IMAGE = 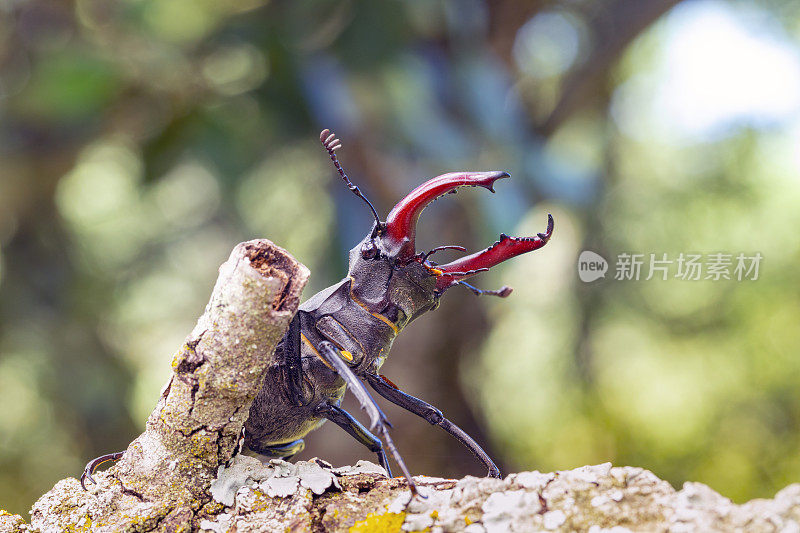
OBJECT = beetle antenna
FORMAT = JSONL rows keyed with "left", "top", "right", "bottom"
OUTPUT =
{"left": 320, "top": 129, "right": 382, "bottom": 228}
{"left": 458, "top": 281, "right": 513, "bottom": 298}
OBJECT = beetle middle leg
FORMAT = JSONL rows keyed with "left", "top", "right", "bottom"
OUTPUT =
{"left": 365, "top": 373, "right": 501, "bottom": 478}
{"left": 316, "top": 403, "right": 391, "bottom": 476}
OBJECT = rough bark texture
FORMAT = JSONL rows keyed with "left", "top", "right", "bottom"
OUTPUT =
{"left": 1, "top": 239, "right": 799, "bottom": 532}
{"left": 4, "top": 457, "right": 800, "bottom": 532}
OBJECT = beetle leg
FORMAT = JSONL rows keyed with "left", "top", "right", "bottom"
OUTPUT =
{"left": 279, "top": 312, "right": 306, "bottom": 406}
{"left": 316, "top": 341, "right": 420, "bottom": 496}
{"left": 247, "top": 439, "right": 306, "bottom": 461}
{"left": 365, "top": 373, "right": 501, "bottom": 478}
{"left": 317, "top": 341, "right": 387, "bottom": 429}
{"left": 80, "top": 451, "right": 125, "bottom": 490}
{"left": 317, "top": 403, "right": 391, "bottom": 476}
{"left": 225, "top": 426, "right": 248, "bottom": 467}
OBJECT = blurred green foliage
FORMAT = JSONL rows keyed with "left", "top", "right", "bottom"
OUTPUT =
{"left": 1, "top": 0, "right": 799, "bottom": 517}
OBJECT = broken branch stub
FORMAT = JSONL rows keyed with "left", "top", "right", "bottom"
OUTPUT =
{"left": 112, "top": 239, "right": 308, "bottom": 502}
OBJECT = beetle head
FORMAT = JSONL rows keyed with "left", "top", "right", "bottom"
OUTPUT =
{"left": 346, "top": 170, "right": 553, "bottom": 327}
{"left": 321, "top": 129, "right": 554, "bottom": 327}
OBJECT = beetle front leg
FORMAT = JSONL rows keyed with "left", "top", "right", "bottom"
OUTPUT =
{"left": 317, "top": 403, "right": 391, "bottom": 476}
{"left": 365, "top": 373, "right": 501, "bottom": 478}
{"left": 316, "top": 341, "right": 420, "bottom": 495}
{"left": 279, "top": 312, "right": 307, "bottom": 406}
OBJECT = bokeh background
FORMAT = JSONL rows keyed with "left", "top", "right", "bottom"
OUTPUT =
{"left": 2, "top": 0, "right": 800, "bottom": 516}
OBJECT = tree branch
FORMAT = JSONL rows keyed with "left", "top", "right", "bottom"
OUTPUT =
{"left": 24, "top": 239, "right": 309, "bottom": 532}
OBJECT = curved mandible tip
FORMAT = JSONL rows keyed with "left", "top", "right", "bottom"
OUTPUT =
{"left": 434, "top": 213, "right": 554, "bottom": 291}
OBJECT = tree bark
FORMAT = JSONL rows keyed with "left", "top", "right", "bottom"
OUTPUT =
{"left": 3, "top": 239, "right": 308, "bottom": 532}
{"left": 5, "top": 457, "right": 800, "bottom": 532}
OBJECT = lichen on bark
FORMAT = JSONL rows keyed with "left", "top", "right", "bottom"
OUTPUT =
{"left": 174, "top": 456, "right": 800, "bottom": 533}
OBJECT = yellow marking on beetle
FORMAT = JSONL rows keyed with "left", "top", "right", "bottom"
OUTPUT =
{"left": 428, "top": 267, "right": 443, "bottom": 275}
{"left": 340, "top": 350, "right": 353, "bottom": 362}
{"left": 370, "top": 311, "right": 399, "bottom": 335}
{"left": 301, "top": 333, "right": 333, "bottom": 370}
{"left": 347, "top": 277, "right": 400, "bottom": 335}
{"left": 328, "top": 316, "right": 366, "bottom": 356}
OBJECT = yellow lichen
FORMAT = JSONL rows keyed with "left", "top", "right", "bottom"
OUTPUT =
{"left": 349, "top": 512, "right": 406, "bottom": 533}
{"left": 248, "top": 490, "right": 276, "bottom": 512}
{"left": 61, "top": 513, "right": 92, "bottom": 533}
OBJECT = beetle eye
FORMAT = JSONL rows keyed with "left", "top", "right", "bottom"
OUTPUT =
{"left": 361, "top": 241, "right": 378, "bottom": 259}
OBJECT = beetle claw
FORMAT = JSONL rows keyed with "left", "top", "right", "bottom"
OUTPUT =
{"left": 80, "top": 471, "right": 95, "bottom": 491}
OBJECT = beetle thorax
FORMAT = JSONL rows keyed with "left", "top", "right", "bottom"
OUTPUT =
{"left": 347, "top": 237, "right": 440, "bottom": 330}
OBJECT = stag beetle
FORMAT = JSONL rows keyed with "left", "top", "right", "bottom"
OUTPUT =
{"left": 81, "top": 129, "right": 554, "bottom": 495}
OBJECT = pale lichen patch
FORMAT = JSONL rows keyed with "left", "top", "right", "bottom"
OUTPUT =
{"left": 210, "top": 455, "right": 264, "bottom": 506}
{"left": 210, "top": 456, "right": 378, "bottom": 506}
{"left": 543, "top": 509, "right": 567, "bottom": 529}
{"left": 481, "top": 489, "right": 542, "bottom": 532}
{"left": 332, "top": 460, "right": 389, "bottom": 477}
